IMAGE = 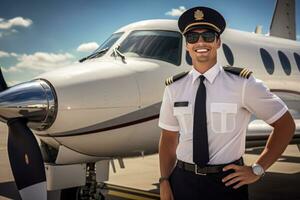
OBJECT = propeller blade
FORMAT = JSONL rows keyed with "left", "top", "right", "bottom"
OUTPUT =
{"left": 7, "top": 118, "right": 47, "bottom": 200}
{"left": 0, "top": 68, "right": 7, "bottom": 91}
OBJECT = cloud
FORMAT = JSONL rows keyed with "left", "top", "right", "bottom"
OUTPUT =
{"left": 0, "top": 51, "right": 9, "bottom": 58}
{"left": 7, "top": 52, "right": 75, "bottom": 72}
{"left": 0, "top": 29, "right": 19, "bottom": 37}
{"left": 10, "top": 52, "right": 18, "bottom": 57}
{"left": 165, "top": 6, "right": 186, "bottom": 17}
{"left": 77, "top": 42, "right": 99, "bottom": 52}
{"left": 0, "top": 51, "right": 18, "bottom": 58}
{"left": 0, "top": 17, "right": 33, "bottom": 30}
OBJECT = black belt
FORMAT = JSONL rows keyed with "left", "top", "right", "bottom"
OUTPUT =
{"left": 177, "top": 158, "right": 244, "bottom": 175}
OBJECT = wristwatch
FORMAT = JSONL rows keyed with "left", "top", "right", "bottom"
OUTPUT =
{"left": 251, "top": 163, "right": 265, "bottom": 177}
{"left": 159, "top": 176, "right": 169, "bottom": 184}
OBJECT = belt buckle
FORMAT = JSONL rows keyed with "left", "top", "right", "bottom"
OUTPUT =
{"left": 194, "top": 165, "right": 206, "bottom": 176}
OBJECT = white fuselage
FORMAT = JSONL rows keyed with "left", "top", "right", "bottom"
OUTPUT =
{"left": 35, "top": 20, "right": 300, "bottom": 164}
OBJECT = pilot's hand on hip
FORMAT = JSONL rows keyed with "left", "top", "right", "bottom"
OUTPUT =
{"left": 222, "top": 164, "right": 261, "bottom": 189}
{"left": 160, "top": 180, "right": 174, "bottom": 200}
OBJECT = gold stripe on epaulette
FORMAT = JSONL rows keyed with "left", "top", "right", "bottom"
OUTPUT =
{"left": 239, "top": 68, "right": 245, "bottom": 77}
{"left": 245, "top": 71, "right": 251, "bottom": 78}
{"left": 244, "top": 69, "right": 250, "bottom": 78}
{"left": 170, "top": 77, "right": 174, "bottom": 83}
{"left": 244, "top": 68, "right": 251, "bottom": 78}
{"left": 241, "top": 69, "right": 248, "bottom": 78}
{"left": 239, "top": 68, "right": 247, "bottom": 78}
{"left": 243, "top": 69, "right": 250, "bottom": 78}
{"left": 165, "top": 77, "right": 173, "bottom": 85}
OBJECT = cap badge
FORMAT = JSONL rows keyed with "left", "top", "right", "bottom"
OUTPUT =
{"left": 194, "top": 10, "right": 204, "bottom": 20}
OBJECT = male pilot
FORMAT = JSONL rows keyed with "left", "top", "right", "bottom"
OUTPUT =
{"left": 158, "top": 6, "right": 295, "bottom": 200}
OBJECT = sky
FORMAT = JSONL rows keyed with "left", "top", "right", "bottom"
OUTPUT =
{"left": 0, "top": 0, "right": 299, "bottom": 86}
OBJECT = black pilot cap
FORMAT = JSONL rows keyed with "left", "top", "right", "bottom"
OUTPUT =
{"left": 178, "top": 6, "right": 226, "bottom": 35}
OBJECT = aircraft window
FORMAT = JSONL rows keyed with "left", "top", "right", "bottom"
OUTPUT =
{"left": 95, "top": 32, "right": 123, "bottom": 53}
{"left": 260, "top": 48, "right": 274, "bottom": 74}
{"left": 294, "top": 53, "right": 300, "bottom": 71}
{"left": 278, "top": 51, "right": 291, "bottom": 75}
{"left": 222, "top": 43, "right": 234, "bottom": 66}
{"left": 79, "top": 32, "right": 123, "bottom": 62}
{"left": 119, "top": 30, "right": 182, "bottom": 66}
{"left": 186, "top": 51, "right": 192, "bottom": 65}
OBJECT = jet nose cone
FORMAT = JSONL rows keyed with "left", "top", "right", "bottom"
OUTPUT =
{"left": 0, "top": 79, "right": 57, "bottom": 130}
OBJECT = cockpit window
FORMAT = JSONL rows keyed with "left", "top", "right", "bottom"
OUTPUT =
{"left": 94, "top": 32, "right": 123, "bottom": 55}
{"left": 79, "top": 32, "right": 123, "bottom": 62}
{"left": 118, "top": 30, "right": 182, "bottom": 66}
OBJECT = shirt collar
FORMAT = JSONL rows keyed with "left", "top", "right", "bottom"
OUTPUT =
{"left": 191, "top": 63, "right": 221, "bottom": 84}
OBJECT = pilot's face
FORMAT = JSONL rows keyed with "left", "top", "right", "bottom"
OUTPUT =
{"left": 185, "top": 29, "right": 221, "bottom": 68}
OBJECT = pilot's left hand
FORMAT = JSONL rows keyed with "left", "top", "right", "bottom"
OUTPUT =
{"left": 222, "top": 164, "right": 261, "bottom": 189}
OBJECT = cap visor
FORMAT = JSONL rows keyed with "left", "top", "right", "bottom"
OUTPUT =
{"left": 183, "top": 25, "right": 219, "bottom": 35}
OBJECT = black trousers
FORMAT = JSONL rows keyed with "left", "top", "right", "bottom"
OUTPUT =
{"left": 169, "top": 165, "right": 249, "bottom": 200}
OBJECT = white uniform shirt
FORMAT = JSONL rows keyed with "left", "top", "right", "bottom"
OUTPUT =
{"left": 159, "top": 63, "right": 288, "bottom": 165}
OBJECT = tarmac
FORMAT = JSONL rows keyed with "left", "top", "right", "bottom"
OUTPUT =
{"left": 0, "top": 122, "right": 300, "bottom": 200}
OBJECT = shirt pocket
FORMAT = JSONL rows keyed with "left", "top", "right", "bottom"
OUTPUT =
{"left": 173, "top": 104, "right": 193, "bottom": 134}
{"left": 210, "top": 103, "right": 237, "bottom": 134}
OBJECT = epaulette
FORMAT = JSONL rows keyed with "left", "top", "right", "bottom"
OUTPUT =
{"left": 165, "top": 71, "right": 189, "bottom": 86}
{"left": 223, "top": 66, "right": 252, "bottom": 79}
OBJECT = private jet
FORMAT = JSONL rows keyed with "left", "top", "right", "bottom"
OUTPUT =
{"left": 0, "top": 0, "right": 299, "bottom": 199}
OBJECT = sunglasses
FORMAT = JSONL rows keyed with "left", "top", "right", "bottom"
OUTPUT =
{"left": 185, "top": 31, "right": 217, "bottom": 44}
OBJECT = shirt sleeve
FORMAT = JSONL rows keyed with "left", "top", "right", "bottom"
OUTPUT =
{"left": 242, "top": 76, "right": 288, "bottom": 124}
{"left": 158, "top": 87, "right": 180, "bottom": 132}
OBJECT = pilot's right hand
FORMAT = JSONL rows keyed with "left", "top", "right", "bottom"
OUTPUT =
{"left": 160, "top": 180, "right": 174, "bottom": 200}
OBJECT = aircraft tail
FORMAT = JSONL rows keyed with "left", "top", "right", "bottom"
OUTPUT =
{"left": 269, "top": 0, "right": 296, "bottom": 40}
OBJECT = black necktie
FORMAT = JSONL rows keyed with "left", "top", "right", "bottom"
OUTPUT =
{"left": 193, "top": 75, "right": 209, "bottom": 167}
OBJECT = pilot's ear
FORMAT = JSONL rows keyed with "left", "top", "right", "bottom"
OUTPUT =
{"left": 185, "top": 42, "right": 189, "bottom": 50}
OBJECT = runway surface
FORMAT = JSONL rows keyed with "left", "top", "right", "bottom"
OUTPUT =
{"left": 0, "top": 122, "right": 300, "bottom": 200}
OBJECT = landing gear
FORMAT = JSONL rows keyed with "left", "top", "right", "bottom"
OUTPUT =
{"left": 60, "top": 163, "right": 105, "bottom": 200}
{"left": 78, "top": 163, "right": 105, "bottom": 200}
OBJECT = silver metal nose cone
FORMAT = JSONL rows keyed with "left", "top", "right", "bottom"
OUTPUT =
{"left": 0, "top": 79, "right": 57, "bottom": 130}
